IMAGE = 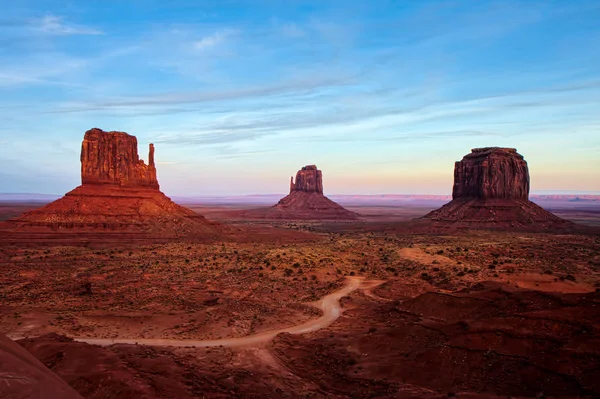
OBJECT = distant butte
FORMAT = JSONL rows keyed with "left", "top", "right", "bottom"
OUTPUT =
{"left": 9, "top": 128, "right": 221, "bottom": 238}
{"left": 264, "top": 165, "right": 358, "bottom": 220}
{"left": 421, "top": 147, "right": 571, "bottom": 229}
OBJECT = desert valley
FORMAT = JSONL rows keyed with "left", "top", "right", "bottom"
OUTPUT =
{"left": 1, "top": 129, "right": 599, "bottom": 399}
{"left": 2, "top": 2, "right": 600, "bottom": 398}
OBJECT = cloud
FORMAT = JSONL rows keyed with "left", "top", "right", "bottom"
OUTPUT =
{"left": 153, "top": 130, "right": 275, "bottom": 146}
{"left": 45, "top": 72, "right": 357, "bottom": 112}
{"left": 193, "top": 29, "right": 235, "bottom": 50}
{"left": 36, "top": 14, "right": 103, "bottom": 36}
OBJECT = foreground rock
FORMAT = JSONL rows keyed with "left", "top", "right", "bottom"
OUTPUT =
{"left": 422, "top": 147, "right": 570, "bottom": 229}
{"left": 0, "top": 334, "right": 83, "bottom": 399}
{"left": 5, "top": 128, "right": 222, "bottom": 242}
{"left": 241, "top": 165, "right": 358, "bottom": 220}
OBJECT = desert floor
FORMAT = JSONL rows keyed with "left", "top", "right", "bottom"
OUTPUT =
{"left": 1, "top": 201, "right": 599, "bottom": 398}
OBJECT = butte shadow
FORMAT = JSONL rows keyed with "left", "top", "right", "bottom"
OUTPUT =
{"left": 418, "top": 147, "right": 573, "bottom": 230}
{"left": 238, "top": 165, "right": 359, "bottom": 221}
{"left": 1, "top": 128, "right": 223, "bottom": 245}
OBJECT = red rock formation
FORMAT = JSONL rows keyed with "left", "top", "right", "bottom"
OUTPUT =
{"left": 422, "top": 148, "right": 570, "bottom": 229}
{"left": 245, "top": 165, "right": 358, "bottom": 220}
{"left": 81, "top": 128, "right": 158, "bottom": 189}
{"left": 452, "top": 147, "right": 529, "bottom": 200}
{"left": 290, "top": 165, "right": 323, "bottom": 194}
{"left": 9, "top": 128, "right": 222, "bottom": 239}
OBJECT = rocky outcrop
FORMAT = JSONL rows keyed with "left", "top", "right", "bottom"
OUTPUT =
{"left": 9, "top": 128, "right": 222, "bottom": 240}
{"left": 422, "top": 147, "right": 570, "bottom": 230}
{"left": 81, "top": 128, "right": 158, "bottom": 189}
{"left": 255, "top": 165, "right": 358, "bottom": 220}
{"left": 452, "top": 147, "right": 529, "bottom": 200}
{"left": 0, "top": 334, "right": 83, "bottom": 399}
{"left": 290, "top": 165, "right": 323, "bottom": 194}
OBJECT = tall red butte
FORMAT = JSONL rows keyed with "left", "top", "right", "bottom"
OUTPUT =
{"left": 10, "top": 128, "right": 220, "bottom": 238}
{"left": 263, "top": 165, "right": 358, "bottom": 220}
{"left": 422, "top": 147, "right": 570, "bottom": 229}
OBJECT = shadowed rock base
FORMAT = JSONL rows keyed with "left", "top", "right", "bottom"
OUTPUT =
{"left": 422, "top": 197, "right": 571, "bottom": 229}
{"left": 267, "top": 191, "right": 359, "bottom": 220}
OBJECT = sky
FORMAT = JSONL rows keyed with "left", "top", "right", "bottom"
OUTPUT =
{"left": 1, "top": 0, "right": 599, "bottom": 196}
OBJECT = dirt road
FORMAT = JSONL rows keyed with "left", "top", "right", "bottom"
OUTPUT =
{"left": 74, "top": 276, "right": 367, "bottom": 348}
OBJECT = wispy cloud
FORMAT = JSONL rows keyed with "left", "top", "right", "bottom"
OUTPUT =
{"left": 35, "top": 14, "right": 103, "bottom": 36}
{"left": 193, "top": 29, "right": 235, "bottom": 50}
{"left": 45, "top": 72, "right": 357, "bottom": 112}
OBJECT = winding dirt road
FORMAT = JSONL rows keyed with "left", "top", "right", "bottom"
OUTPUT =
{"left": 74, "top": 276, "right": 367, "bottom": 348}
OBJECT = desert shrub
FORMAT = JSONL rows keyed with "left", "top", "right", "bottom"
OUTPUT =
{"left": 284, "top": 268, "right": 293, "bottom": 276}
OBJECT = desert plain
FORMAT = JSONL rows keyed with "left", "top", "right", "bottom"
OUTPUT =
{"left": 1, "top": 196, "right": 600, "bottom": 398}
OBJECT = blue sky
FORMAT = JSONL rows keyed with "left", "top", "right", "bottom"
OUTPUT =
{"left": 1, "top": 0, "right": 599, "bottom": 196}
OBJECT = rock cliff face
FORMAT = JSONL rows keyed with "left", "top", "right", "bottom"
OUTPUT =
{"left": 290, "top": 165, "right": 323, "bottom": 194}
{"left": 10, "top": 128, "right": 221, "bottom": 239}
{"left": 422, "top": 147, "right": 569, "bottom": 230}
{"left": 81, "top": 128, "right": 158, "bottom": 189}
{"left": 452, "top": 147, "right": 529, "bottom": 200}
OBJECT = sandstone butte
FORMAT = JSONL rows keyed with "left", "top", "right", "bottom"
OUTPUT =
{"left": 421, "top": 147, "right": 570, "bottom": 229}
{"left": 9, "top": 128, "right": 221, "bottom": 237}
{"left": 263, "top": 165, "right": 359, "bottom": 220}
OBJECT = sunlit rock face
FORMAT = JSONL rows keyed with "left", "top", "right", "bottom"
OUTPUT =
{"left": 81, "top": 128, "right": 159, "bottom": 189}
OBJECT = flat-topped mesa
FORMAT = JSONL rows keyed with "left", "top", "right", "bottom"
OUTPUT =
{"left": 81, "top": 128, "right": 159, "bottom": 189}
{"left": 290, "top": 165, "right": 323, "bottom": 194}
{"left": 420, "top": 146, "right": 571, "bottom": 230}
{"left": 452, "top": 147, "right": 529, "bottom": 200}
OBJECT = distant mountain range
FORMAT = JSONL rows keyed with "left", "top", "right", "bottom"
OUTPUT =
{"left": 2, "top": 193, "right": 599, "bottom": 206}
